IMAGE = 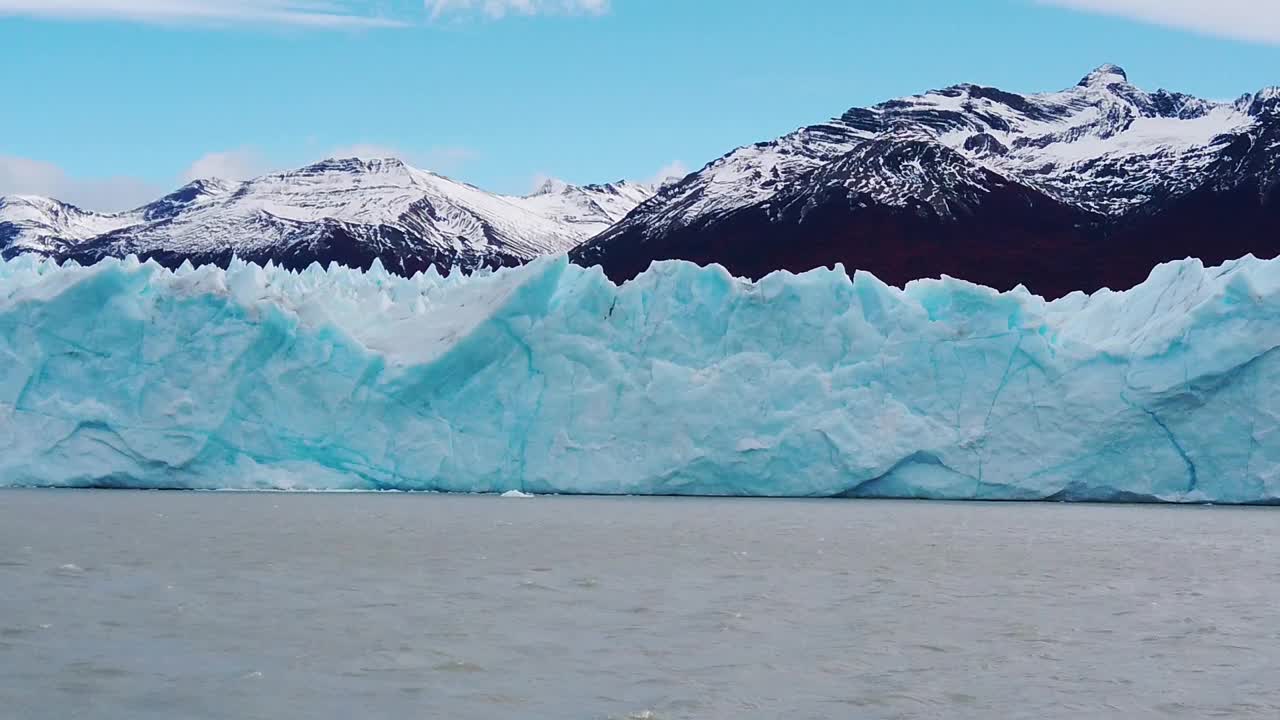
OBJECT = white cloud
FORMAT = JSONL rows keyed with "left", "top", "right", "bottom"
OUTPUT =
{"left": 182, "top": 148, "right": 273, "bottom": 182}
{"left": 0, "top": 155, "right": 162, "bottom": 212}
{"left": 648, "top": 160, "right": 688, "bottom": 187}
{"left": 422, "top": 146, "right": 478, "bottom": 170}
{"left": 426, "top": 0, "right": 608, "bottom": 20}
{"left": 1036, "top": 0, "right": 1280, "bottom": 45}
{"left": 0, "top": 0, "right": 407, "bottom": 28}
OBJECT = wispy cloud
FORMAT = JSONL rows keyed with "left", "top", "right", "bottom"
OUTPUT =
{"left": 0, "top": 0, "right": 408, "bottom": 28}
{"left": 182, "top": 148, "right": 273, "bottom": 182}
{"left": 648, "top": 160, "right": 688, "bottom": 187}
{"left": 0, "top": 155, "right": 163, "bottom": 212}
{"left": 425, "top": 0, "right": 608, "bottom": 20}
{"left": 1036, "top": 0, "right": 1280, "bottom": 45}
{"left": 423, "top": 146, "right": 478, "bottom": 171}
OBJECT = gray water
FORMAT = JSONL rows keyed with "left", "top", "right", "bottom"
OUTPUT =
{"left": 1, "top": 491, "right": 1278, "bottom": 720}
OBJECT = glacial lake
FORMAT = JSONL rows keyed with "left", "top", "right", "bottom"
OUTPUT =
{"left": 1, "top": 490, "right": 1278, "bottom": 719}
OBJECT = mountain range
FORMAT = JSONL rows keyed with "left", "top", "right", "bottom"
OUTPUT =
{"left": 577, "top": 64, "right": 1280, "bottom": 298}
{"left": 0, "top": 158, "right": 655, "bottom": 275}
{"left": 5, "top": 65, "right": 1279, "bottom": 298}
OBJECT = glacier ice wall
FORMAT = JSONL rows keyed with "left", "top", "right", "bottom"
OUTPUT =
{"left": 1, "top": 252, "right": 1278, "bottom": 502}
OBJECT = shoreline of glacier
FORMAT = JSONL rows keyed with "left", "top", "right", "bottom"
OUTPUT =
{"left": 3, "top": 487, "right": 1277, "bottom": 507}
{"left": 1, "top": 252, "right": 1277, "bottom": 503}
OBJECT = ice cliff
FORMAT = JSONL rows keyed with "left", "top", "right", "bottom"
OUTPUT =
{"left": 1, "top": 253, "right": 1277, "bottom": 502}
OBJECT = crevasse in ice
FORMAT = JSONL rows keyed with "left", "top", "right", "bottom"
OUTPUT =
{"left": 1, "top": 252, "right": 1277, "bottom": 502}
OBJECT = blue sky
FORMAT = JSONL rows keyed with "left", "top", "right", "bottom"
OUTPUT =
{"left": 3, "top": 0, "right": 1279, "bottom": 209}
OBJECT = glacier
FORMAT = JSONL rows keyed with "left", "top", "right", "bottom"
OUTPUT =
{"left": 0, "top": 252, "right": 1277, "bottom": 503}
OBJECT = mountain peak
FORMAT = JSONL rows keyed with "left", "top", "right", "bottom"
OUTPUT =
{"left": 532, "top": 177, "right": 572, "bottom": 196}
{"left": 139, "top": 178, "right": 237, "bottom": 221}
{"left": 298, "top": 157, "right": 409, "bottom": 177}
{"left": 0, "top": 194, "right": 58, "bottom": 208}
{"left": 169, "top": 177, "right": 235, "bottom": 198}
{"left": 1244, "top": 86, "right": 1280, "bottom": 116}
{"left": 1078, "top": 63, "right": 1129, "bottom": 88}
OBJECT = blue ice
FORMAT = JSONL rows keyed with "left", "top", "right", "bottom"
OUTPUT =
{"left": 0, "top": 252, "right": 1276, "bottom": 502}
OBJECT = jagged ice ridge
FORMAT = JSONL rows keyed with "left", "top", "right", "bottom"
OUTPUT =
{"left": 1, "top": 253, "right": 1277, "bottom": 502}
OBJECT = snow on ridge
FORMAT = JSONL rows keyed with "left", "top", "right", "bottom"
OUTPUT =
{"left": 0, "top": 195, "right": 142, "bottom": 250}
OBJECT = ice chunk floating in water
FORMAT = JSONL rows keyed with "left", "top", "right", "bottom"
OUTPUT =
{"left": 0, "top": 252, "right": 1278, "bottom": 502}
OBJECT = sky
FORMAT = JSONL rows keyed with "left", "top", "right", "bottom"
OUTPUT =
{"left": 3, "top": 0, "right": 1280, "bottom": 210}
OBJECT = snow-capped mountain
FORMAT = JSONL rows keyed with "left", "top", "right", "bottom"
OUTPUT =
{"left": 576, "top": 65, "right": 1280, "bottom": 298}
{"left": 521, "top": 177, "right": 657, "bottom": 235}
{"left": 1, "top": 158, "right": 655, "bottom": 274}
{"left": 0, "top": 195, "right": 139, "bottom": 252}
